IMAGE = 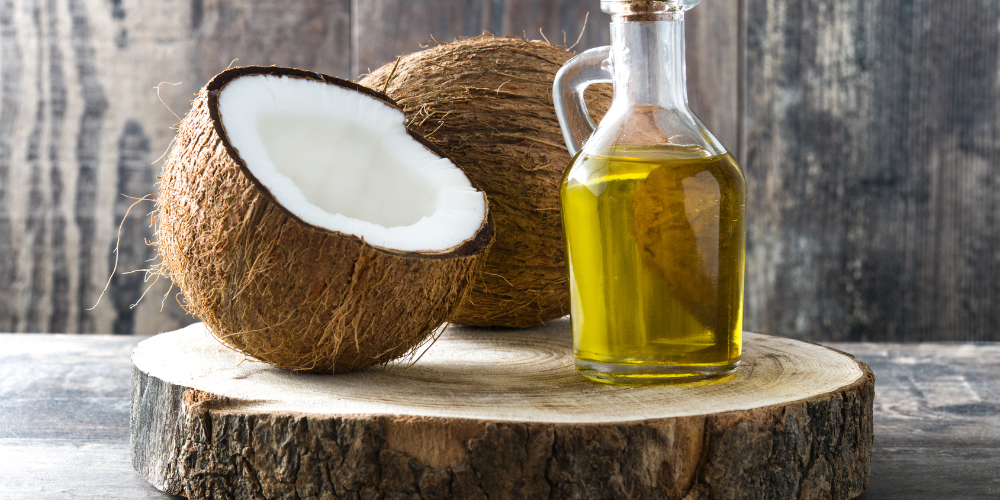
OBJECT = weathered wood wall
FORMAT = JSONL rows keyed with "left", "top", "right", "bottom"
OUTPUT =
{"left": 16, "top": 0, "right": 997, "bottom": 342}
{"left": 744, "top": 0, "right": 1000, "bottom": 341}
{"left": 0, "top": 0, "right": 739, "bottom": 335}
{"left": 0, "top": 0, "right": 355, "bottom": 335}
{"left": 352, "top": 0, "right": 741, "bottom": 150}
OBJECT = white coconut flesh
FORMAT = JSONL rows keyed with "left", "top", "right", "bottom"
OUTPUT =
{"left": 217, "top": 74, "right": 486, "bottom": 252}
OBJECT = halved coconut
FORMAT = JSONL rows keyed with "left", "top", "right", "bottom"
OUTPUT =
{"left": 155, "top": 66, "right": 493, "bottom": 374}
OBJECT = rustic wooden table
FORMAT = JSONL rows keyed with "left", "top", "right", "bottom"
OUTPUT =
{"left": 0, "top": 334, "right": 997, "bottom": 499}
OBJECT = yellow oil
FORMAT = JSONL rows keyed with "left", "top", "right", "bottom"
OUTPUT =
{"left": 560, "top": 145, "right": 746, "bottom": 383}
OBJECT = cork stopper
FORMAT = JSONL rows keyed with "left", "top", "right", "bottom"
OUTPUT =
{"left": 600, "top": 0, "right": 700, "bottom": 21}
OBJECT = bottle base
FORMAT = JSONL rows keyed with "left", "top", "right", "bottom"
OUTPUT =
{"left": 575, "top": 358, "right": 740, "bottom": 385}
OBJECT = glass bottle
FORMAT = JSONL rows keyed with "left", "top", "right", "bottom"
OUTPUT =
{"left": 553, "top": 0, "right": 746, "bottom": 384}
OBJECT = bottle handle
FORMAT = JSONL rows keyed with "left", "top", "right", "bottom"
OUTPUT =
{"left": 553, "top": 46, "right": 613, "bottom": 157}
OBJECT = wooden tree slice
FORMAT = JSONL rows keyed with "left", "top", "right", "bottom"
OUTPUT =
{"left": 131, "top": 320, "right": 873, "bottom": 500}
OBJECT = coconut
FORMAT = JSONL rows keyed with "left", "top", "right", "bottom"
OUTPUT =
{"left": 360, "top": 36, "right": 612, "bottom": 328}
{"left": 155, "top": 66, "right": 494, "bottom": 374}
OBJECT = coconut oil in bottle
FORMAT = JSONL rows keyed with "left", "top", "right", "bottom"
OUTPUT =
{"left": 553, "top": 0, "right": 746, "bottom": 383}
{"left": 561, "top": 145, "right": 745, "bottom": 382}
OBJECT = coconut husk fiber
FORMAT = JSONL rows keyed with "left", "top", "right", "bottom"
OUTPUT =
{"left": 360, "top": 36, "right": 612, "bottom": 328}
{"left": 154, "top": 66, "right": 494, "bottom": 374}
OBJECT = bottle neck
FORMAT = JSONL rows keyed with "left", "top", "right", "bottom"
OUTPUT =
{"left": 609, "top": 15, "right": 688, "bottom": 109}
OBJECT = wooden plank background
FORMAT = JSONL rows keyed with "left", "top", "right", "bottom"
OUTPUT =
{"left": 0, "top": 0, "right": 739, "bottom": 335}
{"left": 744, "top": 0, "right": 1000, "bottom": 341}
{"left": 4, "top": 0, "right": 998, "bottom": 342}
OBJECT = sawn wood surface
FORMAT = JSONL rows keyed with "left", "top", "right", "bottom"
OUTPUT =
{"left": 1, "top": 333, "right": 997, "bottom": 498}
{"left": 129, "top": 321, "right": 873, "bottom": 500}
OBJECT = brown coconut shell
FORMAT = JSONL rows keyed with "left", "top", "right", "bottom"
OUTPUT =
{"left": 360, "top": 36, "right": 612, "bottom": 328}
{"left": 155, "top": 66, "right": 494, "bottom": 374}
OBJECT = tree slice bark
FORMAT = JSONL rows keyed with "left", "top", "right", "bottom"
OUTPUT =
{"left": 130, "top": 320, "right": 873, "bottom": 500}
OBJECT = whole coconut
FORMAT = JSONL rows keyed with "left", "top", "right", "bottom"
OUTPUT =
{"left": 360, "top": 36, "right": 612, "bottom": 328}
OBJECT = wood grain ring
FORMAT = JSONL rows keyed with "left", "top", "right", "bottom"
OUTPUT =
{"left": 131, "top": 319, "right": 873, "bottom": 500}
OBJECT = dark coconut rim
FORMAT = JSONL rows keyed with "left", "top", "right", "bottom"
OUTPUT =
{"left": 204, "top": 66, "right": 494, "bottom": 261}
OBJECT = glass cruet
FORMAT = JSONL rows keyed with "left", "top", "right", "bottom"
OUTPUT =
{"left": 553, "top": 0, "right": 747, "bottom": 384}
